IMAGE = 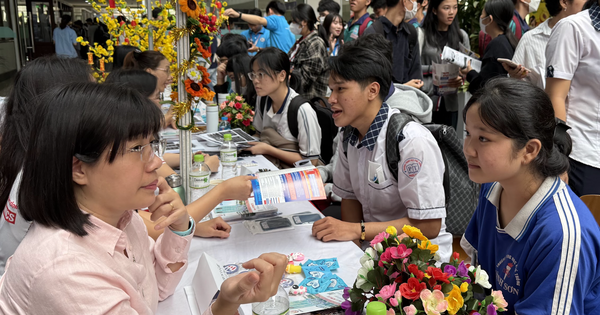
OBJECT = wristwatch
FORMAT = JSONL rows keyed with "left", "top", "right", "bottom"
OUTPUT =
{"left": 237, "top": 11, "right": 243, "bottom": 19}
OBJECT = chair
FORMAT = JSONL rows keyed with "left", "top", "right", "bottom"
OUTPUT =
{"left": 580, "top": 195, "right": 600, "bottom": 227}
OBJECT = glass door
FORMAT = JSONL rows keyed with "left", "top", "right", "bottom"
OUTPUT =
{"left": 26, "top": 0, "right": 54, "bottom": 59}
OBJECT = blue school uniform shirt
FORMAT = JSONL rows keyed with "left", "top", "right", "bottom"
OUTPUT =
{"left": 241, "top": 27, "right": 271, "bottom": 56}
{"left": 462, "top": 177, "right": 600, "bottom": 315}
{"left": 53, "top": 26, "right": 78, "bottom": 58}
{"left": 343, "top": 13, "right": 372, "bottom": 43}
{"left": 264, "top": 15, "right": 295, "bottom": 53}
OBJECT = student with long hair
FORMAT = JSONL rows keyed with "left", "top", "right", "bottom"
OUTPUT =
{"left": 53, "top": 14, "right": 78, "bottom": 58}
{"left": 318, "top": 13, "right": 344, "bottom": 56}
{"left": 461, "top": 77, "right": 600, "bottom": 314}
{"left": 123, "top": 49, "right": 174, "bottom": 91}
{"left": 225, "top": 53, "right": 257, "bottom": 107}
{"left": 288, "top": 4, "right": 329, "bottom": 99}
{"left": 247, "top": 47, "right": 322, "bottom": 168}
{"left": 0, "top": 82, "right": 287, "bottom": 314}
{"left": 419, "top": 0, "right": 469, "bottom": 128}
{"left": 0, "top": 56, "right": 92, "bottom": 275}
{"left": 460, "top": 0, "right": 517, "bottom": 94}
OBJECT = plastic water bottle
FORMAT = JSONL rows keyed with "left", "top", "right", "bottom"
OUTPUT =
{"left": 218, "top": 117, "right": 231, "bottom": 131}
{"left": 252, "top": 285, "right": 289, "bottom": 315}
{"left": 189, "top": 154, "right": 211, "bottom": 203}
{"left": 220, "top": 134, "right": 238, "bottom": 180}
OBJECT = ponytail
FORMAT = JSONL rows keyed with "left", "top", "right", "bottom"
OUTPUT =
{"left": 484, "top": 0, "right": 519, "bottom": 49}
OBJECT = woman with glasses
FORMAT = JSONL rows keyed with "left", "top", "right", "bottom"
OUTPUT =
{"left": 0, "top": 82, "right": 283, "bottom": 315}
{"left": 247, "top": 47, "right": 322, "bottom": 168}
{"left": 0, "top": 56, "right": 93, "bottom": 276}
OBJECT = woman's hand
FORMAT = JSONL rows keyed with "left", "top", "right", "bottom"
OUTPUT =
{"left": 217, "top": 62, "right": 227, "bottom": 85}
{"left": 503, "top": 63, "right": 529, "bottom": 79}
{"left": 221, "top": 175, "right": 256, "bottom": 200}
{"left": 244, "top": 142, "right": 273, "bottom": 155}
{"left": 195, "top": 217, "right": 231, "bottom": 238}
{"left": 459, "top": 60, "right": 473, "bottom": 76}
{"left": 447, "top": 76, "right": 463, "bottom": 88}
{"left": 164, "top": 109, "right": 177, "bottom": 129}
{"left": 404, "top": 79, "right": 424, "bottom": 89}
{"left": 212, "top": 253, "right": 288, "bottom": 315}
{"left": 147, "top": 177, "right": 190, "bottom": 231}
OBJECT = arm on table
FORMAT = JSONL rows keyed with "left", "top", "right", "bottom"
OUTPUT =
{"left": 245, "top": 142, "right": 318, "bottom": 166}
{"left": 545, "top": 77, "right": 571, "bottom": 121}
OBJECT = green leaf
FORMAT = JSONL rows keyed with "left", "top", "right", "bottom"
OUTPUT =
{"left": 465, "top": 298, "right": 479, "bottom": 310}
{"left": 418, "top": 249, "right": 432, "bottom": 262}
{"left": 442, "top": 283, "right": 454, "bottom": 294}
{"left": 472, "top": 283, "right": 485, "bottom": 296}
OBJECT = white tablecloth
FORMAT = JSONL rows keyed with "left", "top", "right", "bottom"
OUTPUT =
{"left": 156, "top": 201, "right": 365, "bottom": 315}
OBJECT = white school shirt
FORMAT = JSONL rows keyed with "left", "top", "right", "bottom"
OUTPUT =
{"left": 512, "top": 18, "right": 552, "bottom": 89}
{"left": 332, "top": 105, "right": 452, "bottom": 262}
{"left": 253, "top": 88, "right": 322, "bottom": 160}
{"left": 0, "top": 171, "right": 32, "bottom": 275}
{"left": 546, "top": 6, "right": 600, "bottom": 169}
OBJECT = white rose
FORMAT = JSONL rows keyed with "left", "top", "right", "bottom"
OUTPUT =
{"left": 355, "top": 266, "right": 373, "bottom": 291}
{"left": 365, "top": 247, "right": 379, "bottom": 260}
{"left": 474, "top": 265, "right": 492, "bottom": 289}
{"left": 374, "top": 243, "right": 383, "bottom": 253}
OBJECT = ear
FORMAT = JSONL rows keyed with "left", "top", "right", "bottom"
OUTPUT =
{"left": 279, "top": 70, "right": 287, "bottom": 83}
{"left": 145, "top": 68, "right": 154, "bottom": 75}
{"left": 72, "top": 156, "right": 88, "bottom": 186}
{"left": 366, "top": 0, "right": 372, "bottom": 6}
{"left": 367, "top": 81, "right": 381, "bottom": 102}
{"left": 560, "top": 0, "right": 568, "bottom": 10}
{"left": 521, "top": 139, "right": 542, "bottom": 166}
{"left": 422, "top": 0, "right": 429, "bottom": 8}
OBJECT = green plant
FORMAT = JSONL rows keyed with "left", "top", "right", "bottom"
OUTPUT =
{"left": 458, "top": 0, "right": 486, "bottom": 54}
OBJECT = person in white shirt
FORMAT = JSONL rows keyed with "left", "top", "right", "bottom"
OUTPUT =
{"left": 312, "top": 35, "right": 452, "bottom": 262}
{"left": 0, "top": 56, "right": 92, "bottom": 275}
{"left": 503, "top": 0, "right": 587, "bottom": 88}
{"left": 545, "top": 0, "right": 600, "bottom": 196}
{"left": 248, "top": 47, "right": 322, "bottom": 167}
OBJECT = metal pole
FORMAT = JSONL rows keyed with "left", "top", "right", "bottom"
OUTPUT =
{"left": 176, "top": 2, "right": 192, "bottom": 204}
{"left": 8, "top": 0, "right": 22, "bottom": 70}
{"left": 147, "top": 0, "right": 153, "bottom": 50}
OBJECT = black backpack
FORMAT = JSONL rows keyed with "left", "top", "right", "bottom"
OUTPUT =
{"left": 342, "top": 113, "right": 478, "bottom": 236}
{"left": 258, "top": 95, "right": 336, "bottom": 164}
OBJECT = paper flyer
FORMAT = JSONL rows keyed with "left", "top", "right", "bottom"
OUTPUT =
{"left": 432, "top": 62, "right": 460, "bottom": 96}
{"left": 441, "top": 46, "right": 482, "bottom": 72}
{"left": 251, "top": 166, "right": 327, "bottom": 205}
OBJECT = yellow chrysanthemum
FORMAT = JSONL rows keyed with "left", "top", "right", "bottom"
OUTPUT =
{"left": 460, "top": 282, "right": 469, "bottom": 293}
{"left": 76, "top": 36, "right": 83, "bottom": 43}
{"left": 418, "top": 240, "right": 439, "bottom": 254}
{"left": 402, "top": 225, "right": 428, "bottom": 241}
{"left": 385, "top": 226, "right": 397, "bottom": 236}
{"left": 445, "top": 284, "right": 464, "bottom": 315}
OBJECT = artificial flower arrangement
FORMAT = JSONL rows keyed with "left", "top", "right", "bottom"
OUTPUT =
{"left": 219, "top": 93, "right": 255, "bottom": 133}
{"left": 342, "top": 226, "right": 508, "bottom": 315}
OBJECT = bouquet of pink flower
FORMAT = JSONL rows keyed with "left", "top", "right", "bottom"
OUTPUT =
{"left": 342, "top": 226, "right": 508, "bottom": 315}
{"left": 219, "top": 93, "right": 255, "bottom": 133}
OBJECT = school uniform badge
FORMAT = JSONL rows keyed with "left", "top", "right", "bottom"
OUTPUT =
{"left": 546, "top": 65, "right": 554, "bottom": 78}
{"left": 402, "top": 158, "right": 422, "bottom": 179}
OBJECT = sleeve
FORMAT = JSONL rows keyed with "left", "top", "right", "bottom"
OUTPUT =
{"left": 27, "top": 256, "right": 140, "bottom": 314}
{"left": 511, "top": 35, "right": 527, "bottom": 66}
{"left": 332, "top": 130, "right": 357, "bottom": 199}
{"left": 396, "top": 122, "right": 445, "bottom": 220}
{"left": 460, "top": 29, "right": 471, "bottom": 50}
{"left": 296, "top": 103, "right": 321, "bottom": 159}
{"left": 545, "top": 19, "right": 581, "bottom": 81}
{"left": 293, "top": 40, "right": 328, "bottom": 95}
{"left": 264, "top": 15, "right": 280, "bottom": 32}
{"left": 70, "top": 29, "right": 78, "bottom": 44}
{"left": 408, "top": 36, "right": 424, "bottom": 81}
{"left": 152, "top": 225, "right": 194, "bottom": 300}
{"left": 467, "top": 40, "right": 512, "bottom": 94}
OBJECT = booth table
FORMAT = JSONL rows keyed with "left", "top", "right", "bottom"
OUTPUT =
{"left": 156, "top": 155, "right": 365, "bottom": 315}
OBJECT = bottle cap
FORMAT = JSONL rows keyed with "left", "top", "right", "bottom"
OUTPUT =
{"left": 222, "top": 117, "right": 228, "bottom": 121}
{"left": 194, "top": 154, "right": 204, "bottom": 162}
{"left": 223, "top": 134, "right": 232, "bottom": 141}
{"left": 165, "top": 173, "right": 182, "bottom": 188}
{"left": 366, "top": 301, "right": 387, "bottom": 315}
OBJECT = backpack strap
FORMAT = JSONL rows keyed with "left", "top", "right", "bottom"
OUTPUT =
{"left": 310, "top": 96, "right": 330, "bottom": 109}
{"left": 358, "top": 16, "right": 373, "bottom": 36}
{"left": 257, "top": 96, "right": 268, "bottom": 118}
{"left": 385, "top": 113, "right": 414, "bottom": 181}
{"left": 286, "top": 95, "right": 309, "bottom": 139}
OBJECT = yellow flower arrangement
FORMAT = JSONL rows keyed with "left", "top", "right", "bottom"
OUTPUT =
{"left": 402, "top": 225, "right": 428, "bottom": 241}
{"left": 385, "top": 226, "right": 397, "bottom": 236}
{"left": 445, "top": 284, "right": 464, "bottom": 315}
{"left": 417, "top": 239, "right": 439, "bottom": 255}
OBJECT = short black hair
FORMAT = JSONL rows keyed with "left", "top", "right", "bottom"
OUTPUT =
{"left": 266, "top": 0, "right": 286, "bottom": 15}
{"left": 329, "top": 36, "right": 392, "bottom": 100}
{"left": 250, "top": 47, "right": 291, "bottom": 84}
{"left": 217, "top": 34, "right": 249, "bottom": 58}
{"left": 545, "top": 0, "right": 575, "bottom": 16}
{"left": 247, "top": 8, "right": 263, "bottom": 16}
{"left": 370, "top": 0, "right": 387, "bottom": 10}
{"left": 226, "top": 53, "right": 256, "bottom": 104}
{"left": 317, "top": 0, "right": 341, "bottom": 14}
{"left": 291, "top": 4, "right": 318, "bottom": 31}
{"left": 464, "top": 77, "right": 571, "bottom": 179}
{"left": 344, "top": 33, "right": 392, "bottom": 65}
{"left": 386, "top": 0, "right": 400, "bottom": 8}
{"left": 19, "top": 82, "right": 163, "bottom": 237}
{"left": 105, "top": 68, "right": 158, "bottom": 98}
{"left": 152, "top": 6, "right": 163, "bottom": 19}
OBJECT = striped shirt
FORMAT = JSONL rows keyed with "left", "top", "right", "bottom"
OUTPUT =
{"left": 512, "top": 18, "right": 552, "bottom": 89}
{"left": 461, "top": 177, "right": 600, "bottom": 314}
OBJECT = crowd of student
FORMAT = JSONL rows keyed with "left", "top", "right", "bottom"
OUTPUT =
{"left": 1, "top": 0, "right": 600, "bottom": 313}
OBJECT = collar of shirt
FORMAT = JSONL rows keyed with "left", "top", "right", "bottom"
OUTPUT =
{"left": 266, "top": 88, "right": 291, "bottom": 115}
{"left": 379, "top": 16, "right": 411, "bottom": 35}
{"left": 590, "top": 1, "right": 600, "bottom": 31}
{"left": 84, "top": 210, "right": 135, "bottom": 256}
{"left": 385, "top": 84, "right": 396, "bottom": 101}
{"left": 350, "top": 12, "right": 371, "bottom": 27}
{"left": 485, "top": 177, "right": 563, "bottom": 241}
{"left": 253, "top": 28, "right": 265, "bottom": 36}
{"left": 345, "top": 103, "right": 389, "bottom": 151}
{"left": 513, "top": 9, "right": 530, "bottom": 32}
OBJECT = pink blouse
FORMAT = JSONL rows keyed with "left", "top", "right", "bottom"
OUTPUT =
{"left": 0, "top": 210, "right": 193, "bottom": 314}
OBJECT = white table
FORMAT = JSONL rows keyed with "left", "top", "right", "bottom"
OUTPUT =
{"left": 156, "top": 201, "right": 365, "bottom": 315}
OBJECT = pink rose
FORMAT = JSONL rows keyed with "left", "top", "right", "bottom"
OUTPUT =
{"left": 375, "top": 283, "right": 396, "bottom": 302}
{"left": 390, "top": 244, "right": 412, "bottom": 259}
{"left": 379, "top": 249, "right": 392, "bottom": 267}
{"left": 236, "top": 113, "right": 244, "bottom": 120}
{"left": 491, "top": 290, "right": 508, "bottom": 310}
{"left": 370, "top": 231, "right": 389, "bottom": 247}
{"left": 225, "top": 113, "right": 231, "bottom": 119}
{"left": 389, "top": 289, "right": 402, "bottom": 307}
{"left": 235, "top": 95, "right": 243, "bottom": 101}
{"left": 251, "top": 110, "right": 255, "bottom": 115}
{"left": 249, "top": 117, "right": 254, "bottom": 122}
{"left": 386, "top": 309, "right": 395, "bottom": 315}
{"left": 404, "top": 305, "right": 417, "bottom": 315}
{"left": 220, "top": 103, "right": 226, "bottom": 110}
{"left": 228, "top": 101, "right": 235, "bottom": 108}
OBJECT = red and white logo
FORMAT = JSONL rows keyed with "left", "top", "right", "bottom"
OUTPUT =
{"left": 3, "top": 206, "right": 16, "bottom": 224}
